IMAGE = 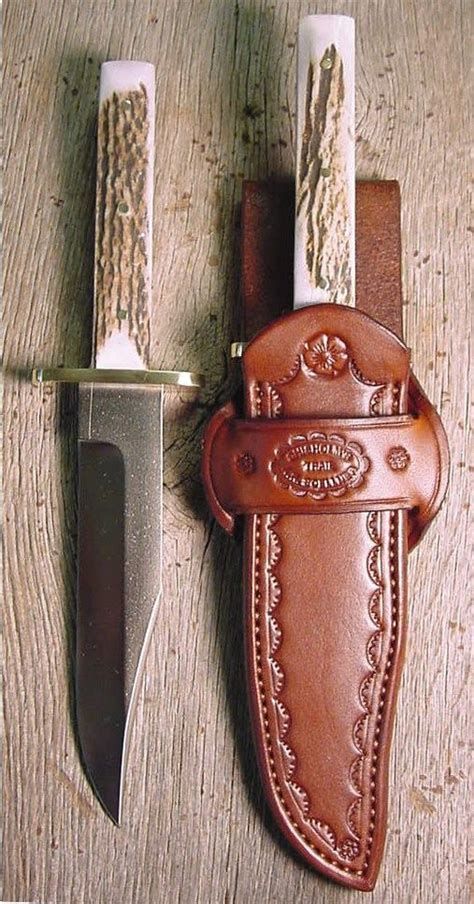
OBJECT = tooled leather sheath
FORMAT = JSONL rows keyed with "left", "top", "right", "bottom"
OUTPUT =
{"left": 202, "top": 181, "right": 448, "bottom": 891}
{"left": 242, "top": 306, "right": 408, "bottom": 891}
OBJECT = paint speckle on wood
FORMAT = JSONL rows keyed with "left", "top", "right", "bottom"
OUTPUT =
{"left": 409, "top": 786, "right": 437, "bottom": 815}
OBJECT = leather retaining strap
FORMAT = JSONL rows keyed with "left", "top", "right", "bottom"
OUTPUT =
{"left": 202, "top": 181, "right": 448, "bottom": 891}
{"left": 203, "top": 395, "right": 446, "bottom": 527}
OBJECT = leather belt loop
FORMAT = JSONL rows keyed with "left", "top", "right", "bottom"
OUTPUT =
{"left": 355, "top": 181, "right": 403, "bottom": 337}
{"left": 236, "top": 179, "right": 449, "bottom": 551}
{"left": 241, "top": 180, "right": 403, "bottom": 341}
{"left": 241, "top": 180, "right": 294, "bottom": 340}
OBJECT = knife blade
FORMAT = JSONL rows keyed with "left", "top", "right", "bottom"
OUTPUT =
{"left": 75, "top": 61, "right": 161, "bottom": 824}
{"left": 32, "top": 58, "right": 202, "bottom": 822}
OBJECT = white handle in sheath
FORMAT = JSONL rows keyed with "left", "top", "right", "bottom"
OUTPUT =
{"left": 294, "top": 16, "right": 355, "bottom": 309}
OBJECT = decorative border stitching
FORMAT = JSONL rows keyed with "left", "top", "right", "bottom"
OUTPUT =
{"left": 253, "top": 511, "right": 399, "bottom": 875}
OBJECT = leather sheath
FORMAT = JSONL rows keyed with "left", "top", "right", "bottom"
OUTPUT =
{"left": 202, "top": 181, "right": 448, "bottom": 890}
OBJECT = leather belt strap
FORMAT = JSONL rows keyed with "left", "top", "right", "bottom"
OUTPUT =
{"left": 202, "top": 180, "right": 448, "bottom": 891}
{"left": 354, "top": 180, "right": 403, "bottom": 336}
{"left": 238, "top": 180, "right": 447, "bottom": 551}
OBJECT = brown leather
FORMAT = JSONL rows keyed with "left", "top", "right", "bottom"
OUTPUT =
{"left": 203, "top": 402, "right": 446, "bottom": 528}
{"left": 241, "top": 180, "right": 294, "bottom": 338}
{"left": 355, "top": 180, "right": 403, "bottom": 336}
{"left": 239, "top": 180, "right": 448, "bottom": 552}
{"left": 241, "top": 304, "right": 409, "bottom": 891}
{"left": 202, "top": 181, "right": 449, "bottom": 891}
{"left": 406, "top": 373, "right": 449, "bottom": 546}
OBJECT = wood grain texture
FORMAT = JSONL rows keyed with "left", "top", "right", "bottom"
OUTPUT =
{"left": 3, "top": 2, "right": 471, "bottom": 903}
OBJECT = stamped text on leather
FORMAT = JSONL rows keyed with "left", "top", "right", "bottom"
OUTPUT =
{"left": 271, "top": 432, "right": 370, "bottom": 499}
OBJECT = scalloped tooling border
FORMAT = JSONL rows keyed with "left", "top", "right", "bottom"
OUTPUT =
{"left": 252, "top": 510, "right": 399, "bottom": 876}
{"left": 250, "top": 337, "right": 400, "bottom": 418}
{"left": 250, "top": 344, "right": 400, "bottom": 876}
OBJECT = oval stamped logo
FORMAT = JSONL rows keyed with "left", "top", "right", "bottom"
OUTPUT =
{"left": 271, "top": 432, "right": 370, "bottom": 500}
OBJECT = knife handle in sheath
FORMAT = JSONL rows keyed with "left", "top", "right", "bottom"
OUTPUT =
{"left": 93, "top": 61, "right": 155, "bottom": 370}
{"left": 202, "top": 181, "right": 449, "bottom": 890}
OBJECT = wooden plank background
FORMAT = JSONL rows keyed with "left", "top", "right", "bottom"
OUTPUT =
{"left": 3, "top": 1, "right": 471, "bottom": 902}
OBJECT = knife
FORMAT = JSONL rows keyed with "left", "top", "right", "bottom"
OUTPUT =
{"left": 202, "top": 14, "right": 448, "bottom": 890}
{"left": 33, "top": 61, "right": 203, "bottom": 823}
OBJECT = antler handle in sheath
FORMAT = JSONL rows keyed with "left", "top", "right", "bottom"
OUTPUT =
{"left": 295, "top": 15, "right": 355, "bottom": 307}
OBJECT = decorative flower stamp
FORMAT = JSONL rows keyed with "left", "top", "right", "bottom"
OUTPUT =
{"left": 387, "top": 446, "right": 410, "bottom": 471}
{"left": 303, "top": 333, "right": 349, "bottom": 377}
{"left": 235, "top": 451, "right": 256, "bottom": 475}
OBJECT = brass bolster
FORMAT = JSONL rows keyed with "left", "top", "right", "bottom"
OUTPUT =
{"left": 32, "top": 367, "right": 204, "bottom": 389}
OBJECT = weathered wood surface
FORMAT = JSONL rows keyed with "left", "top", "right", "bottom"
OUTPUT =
{"left": 3, "top": 1, "right": 470, "bottom": 902}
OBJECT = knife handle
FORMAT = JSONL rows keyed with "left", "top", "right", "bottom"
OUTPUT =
{"left": 294, "top": 15, "right": 355, "bottom": 309}
{"left": 93, "top": 61, "right": 155, "bottom": 370}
